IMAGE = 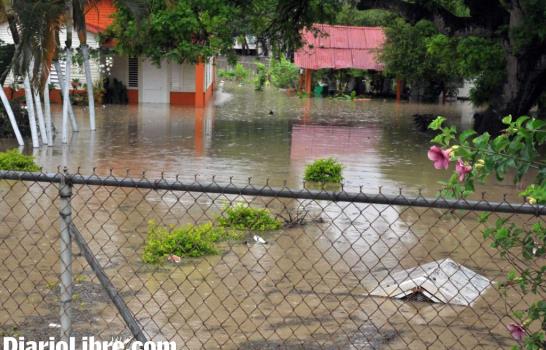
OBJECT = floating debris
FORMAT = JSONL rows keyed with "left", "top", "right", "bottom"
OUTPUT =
{"left": 253, "top": 235, "right": 267, "bottom": 244}
{"left": 370, "top": 258, "right": 491, "bottom": 306}
{"left": 167, "top": 255, "right": 181, "bottom": 264}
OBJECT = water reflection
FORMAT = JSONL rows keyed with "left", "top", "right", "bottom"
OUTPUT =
{"left": 0, "top": 83, "right": 521, "bottom": 199}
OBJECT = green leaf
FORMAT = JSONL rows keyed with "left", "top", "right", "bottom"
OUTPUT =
{"left": 428, "top": 116, "right": 446, "bottom": 131}
{"left": 459, "top": 130, "right": 477, "bottom": 144}
{"left": 478, "top": 212, "right": 491, "bottom": 223}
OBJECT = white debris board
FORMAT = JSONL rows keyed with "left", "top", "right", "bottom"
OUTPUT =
{"left": 370, "top": 258, "right": 491, "bottom": 306}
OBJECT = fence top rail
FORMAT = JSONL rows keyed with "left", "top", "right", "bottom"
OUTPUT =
{"left": 0, "top": 170, "right": 543, "bottom": 216}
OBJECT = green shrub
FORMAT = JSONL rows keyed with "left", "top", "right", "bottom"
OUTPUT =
{"left": 142, "top": 221, "right": 241, "bottom": 264}
{"left": 254, "top": 62, "right": 267, "bottom": 91}
{"left": 304, "top": 158, "right": 344, "bottom": 183}
{"left": 233, "top": 63, "right": 249, "bottom": 81}
{"left": 270, "top": 57, "right": 299, "bottom": 89}
{"left": 0, "top": 149, "right": 40, "bottom": 171}
{"left": 218, "top": 69, "right": 236, "bottom": 80}
{"left": 218, "top": 63, "right": 250, "bottom": 82}
{"left": 218, "top": 203, "right": 282, "bottom": 231}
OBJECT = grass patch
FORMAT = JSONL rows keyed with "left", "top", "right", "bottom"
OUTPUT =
{"left": 143, "top": 221, "right": 242, "bottom": 264}
{"left": 218, "top": 203, "right": 282, "bottom": 231}
{"left": 0, "top": 149, "right": 39, "bottom": 171}
{"left": 303, "top": 158, "right": 343, "bottom": 184}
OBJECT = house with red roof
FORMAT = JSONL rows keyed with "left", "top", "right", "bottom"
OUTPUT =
{"left": 0, "top": 0, "right": 215, "bottom": 107}
{"left": 86, "top": 0, "right": 215, "bottom": 106}
{"left": 294, "top": 24, "right": 386, "bottom": 95}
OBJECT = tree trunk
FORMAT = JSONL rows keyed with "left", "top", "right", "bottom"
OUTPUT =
{"left": 61, "top": 48, "right": 72, "bottom": 144}
{"left": 0, "top": 86, "right": 23, "bottom": 146}
{"left": 23, "top": 75, "right": 39, "bottom": 148}
{"left": 62, "top": 0, "right": 74, "bottom": 144}
{"left": 33, "top": 88, "right": 48, "bottom": 145}
{"left": 54, "top": 60, "right": 79, "bottom": 132}
{"left": 81, "top": 44, "right": 96, "bottom": 131}
{"left": 44, "top": 77, "right": 53, "bottom": 146}
{"left": 474, "top": 38, "right": 546, "bottom": 134}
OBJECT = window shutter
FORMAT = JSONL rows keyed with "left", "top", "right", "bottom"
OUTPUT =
{"left": 128, "top": 57, "right": 138, "bottom": 88}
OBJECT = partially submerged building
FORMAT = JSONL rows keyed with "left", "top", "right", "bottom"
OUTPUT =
{"left": 294, "top": 24, "right": 386, "bottom": 95}
{"left": 91, "top": 0, "right": 215, "bottom": 106}
{"left": 0, "top": 0, "right": 216, "bottom": 107}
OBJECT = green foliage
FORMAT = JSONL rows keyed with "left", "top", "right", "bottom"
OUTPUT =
{"left": 142, "top": 221, "right": 241, "bottom": 264}
{"left": 254, "top": 62, "right": 267, "bottom": 91}
{"left": 109, "top": 0, "right": 239, "bottom": 64}
{"left": 0, "top": 43, "right": 14, "bottom": 78}
{"left": 0, "top": 149, "right": 40, "bottom": 172}
{"left": 218, "top": 63, "right": 250, "bottom": 82}
{"left": 217, "top": 69, "right": 236, "bottom": 80}
{"left": 233, "top": 63, "right": 249, "bottom": 81}
{"left": 428, "top": 116, "right": 545, "bottom": 348}
{"left": 426, "top": 35, "right": 505, "bottom": 105}
{"left": 218, "top": 203, "right": 282, "bottom": 231}
{"left": 270, "top": 57, "right": 299, "bottom": 89}
{"left": 380, "top": 19, "right": 463, "bottom": 101}
{"left": 304, "top": 158, "right": 344, "bottom": 183}
{"left": 335, "top": 5, "right": 395, "bottom": 26}
{"left": 379, "top": 12, "right": 506, "bottom": 105}
{"left": 0, "top": 100, "right": 31, "bottom": 138}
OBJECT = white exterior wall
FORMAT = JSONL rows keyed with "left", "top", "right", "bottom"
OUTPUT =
{"left": 205, "top": 58, "right": 214, "bottom": 89}
{"left": 0, "top": 23, "right": 101, "bottom": 88}
{"left": 170, "top": 62, "right": 195, "bottom": 92}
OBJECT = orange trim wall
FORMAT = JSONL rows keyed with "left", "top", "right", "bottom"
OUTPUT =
{"left": 194, "top": 62, "right": 205, "bottom": 107}
{"left": 127, "top": 89, "right": 138, "bottom": 104}
{"left": 170, "top": 92, "right": 195, "bottom": 105}
{"left": 116, "top": 59, "right": 214, "bottom": 106}
{"left": 3, "top": 87, "right": 85, "bottom": 104}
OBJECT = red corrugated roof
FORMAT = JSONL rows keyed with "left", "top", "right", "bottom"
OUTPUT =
{"left": 294, "top": 24, "right": 385, "bottom": 71}
{"left": 85, "top": 0, "right": 116, "bottom": 34}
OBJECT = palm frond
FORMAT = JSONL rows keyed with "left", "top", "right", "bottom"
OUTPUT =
{"left": 10, "top": 0, "right": 64, "bottom": 88}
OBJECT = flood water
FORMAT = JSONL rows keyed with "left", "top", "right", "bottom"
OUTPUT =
{"left": 0, "top": 82, "right": 520, "bottom": 199}
{"left": 0, "top": 84, "right": 539, "bottom": 349}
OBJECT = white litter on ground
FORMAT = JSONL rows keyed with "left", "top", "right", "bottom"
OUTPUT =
{"left": 370, "top": 258, "right": 491, "bottom": 306}
{"left": 253, "top": 235, "right": 267, "bottom": 244}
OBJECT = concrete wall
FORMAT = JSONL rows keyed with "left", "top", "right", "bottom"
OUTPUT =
{"left": 108, "top": 54, "right": 215, "bottom": 106}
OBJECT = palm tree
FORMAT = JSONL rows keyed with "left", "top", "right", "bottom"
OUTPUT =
{"left": 3, "top": 0, "right": 65, "bottom": 147}
{"left": 43, "top": 76, "right": 53, "bottom": 145}
{"left": 74, "top": 0, "right": 95, "bottom": 131}
{"left": 23, "top": 74, "right": 39, "bottom": 147}
{"left": 61, "top": 0, "right": 73, "bottom": 144}
{"left": 53, "top": 55, "right": 79, "bottom": 132}
{"left": 33, "top": 82, "right": 48, "bottom": 144}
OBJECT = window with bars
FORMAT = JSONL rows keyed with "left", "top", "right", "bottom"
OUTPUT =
{"left": 128, "top": 57, "right": 138, "bottom": 88}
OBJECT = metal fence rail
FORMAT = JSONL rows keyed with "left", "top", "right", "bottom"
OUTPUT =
{"left": 0, "top": 170, "right": 544, "bottom": 349}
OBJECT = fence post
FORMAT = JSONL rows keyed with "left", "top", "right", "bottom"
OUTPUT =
{"left": 59, "top": 171, "right": 73, "bottom": 341}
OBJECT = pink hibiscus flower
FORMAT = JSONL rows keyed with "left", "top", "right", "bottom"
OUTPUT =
{"left": 507, "top": 323, "right": 525, "bottom": 341}
{"left": 455, "top": 159, "right": 472, "bottom": 181}
{"left": 427, "top": 146, "right": 451, "bottom": 170}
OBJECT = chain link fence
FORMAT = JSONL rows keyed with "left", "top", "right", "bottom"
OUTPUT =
{"left": 0, "top": 169, "right": 544, "bottom": 349}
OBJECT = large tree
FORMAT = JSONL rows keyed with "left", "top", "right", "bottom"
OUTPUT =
{"left": 107, "top": 0, "right": 337, "bottom": 63}
{"left": 355, "top": 0, "right": 546, "bottom": 119}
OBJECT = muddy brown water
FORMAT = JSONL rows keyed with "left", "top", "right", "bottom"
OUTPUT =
{"left": 0, "top": 84, "right": 541, "bottom": 349}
